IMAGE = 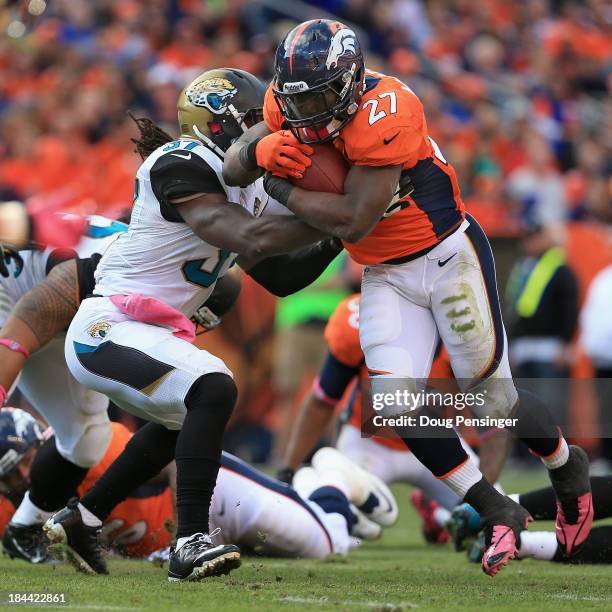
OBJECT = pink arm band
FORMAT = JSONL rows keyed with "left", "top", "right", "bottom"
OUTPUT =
{"left": 0, "top": 339, "right": 30, "bottom": 359}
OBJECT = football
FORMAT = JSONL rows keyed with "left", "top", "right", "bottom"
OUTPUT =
{"left": 289, "top": 142, "right": 349, "bottom": 194}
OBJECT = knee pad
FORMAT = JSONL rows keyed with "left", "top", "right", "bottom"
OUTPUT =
{"left": 186, "top": 372, "right": 237, "bottom": 417}
{"left": 58, "top": 413, "right": 112, "bottom": 468}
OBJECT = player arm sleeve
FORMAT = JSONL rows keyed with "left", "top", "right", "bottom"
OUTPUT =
{"left": 243, "top": 238, "right": 343, "bottom": 297}
{"left": 315, "top": 352, "right": 361, "bottom": 405}
{"left": 150, "top": 153, "right": 225, "bottom": 222}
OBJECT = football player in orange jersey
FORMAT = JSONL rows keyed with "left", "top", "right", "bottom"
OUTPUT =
{"left": 0, "top": 409, "right": 174, "bottom": 563}
{"left": 279, "top": 293, "right": 493, "bottom": 544}
{"left": 223, "top": 19, "right": 593, "bottom": 576}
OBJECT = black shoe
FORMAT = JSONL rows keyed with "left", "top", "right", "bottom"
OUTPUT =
{"left": 43, "top": 498, "right": 108, "bottom": 575}
{"left": 549, "top": 445, "right": 594, "bottom": 556}
{"left": 2, "top": 523, "right": 49, "bottom": 564}
{"left": 480, "top": 496, "right": 532, "bottom": 576}
{"left": 167, "top": 532, "right": 241, "bottom": 582}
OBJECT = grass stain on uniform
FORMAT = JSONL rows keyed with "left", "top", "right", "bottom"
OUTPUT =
{"left": 446, "top": 307, "right": 471, "bottom": 318}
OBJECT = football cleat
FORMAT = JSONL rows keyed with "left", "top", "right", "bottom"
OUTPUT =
{"left": 481, "top": 497, "right": 532, "bottom": 577}
{"left": 549, "top": 445, "right": 593, "bottom": 556}
{"left": 350, "top": 505, "right": 382, "bottom": 541}
{"left": 2, "top": 522, "right": 49, "bottom": 564}
{"left": 410, "top": 489, "right": 450, "bottom": 545}
{"left": 43, "top": 498, "right": 108, "bottom": 575}
{"left": 167, "top": 531, "right": 241, "bottom": 582}
{"left": 468, "top": 531, "right": 486, "bottom": 564}
{"left": 311, "top": 447, "right": 398, "bottom": 527}
{"left": 447, "top": 502, "right": 482, "bottom": 552}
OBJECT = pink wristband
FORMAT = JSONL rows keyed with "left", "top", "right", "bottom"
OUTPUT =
{"left": 0, "top": 384, "right": 6, "bottom": 407}
{"left": 0, "top": 339, "right": 30, "bottom": 359}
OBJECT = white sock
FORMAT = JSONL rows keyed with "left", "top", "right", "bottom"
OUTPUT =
{"left": 540, "top": 438, "right": 570, "bottom": 470}
{"left": 508, "top": 493, "right": 520, "bottom": 504}
{"left": 10, "top": 492, "right": 53, "bottom": 526}
{"left": 518, "top": 531, "right": 558, "bottom": 560}
{"left": 78, "top": 502, "right": 102, "bottom": 528}
{"left": 440, "top": 458, "right": 483, "bottom": 498}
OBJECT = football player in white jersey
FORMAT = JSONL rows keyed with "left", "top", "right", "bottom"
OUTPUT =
{"left": 0, "top": 217, "right": 126, "bottom": 561}
{"left": 45, "top": 68, "right": 341, "bottom": 583}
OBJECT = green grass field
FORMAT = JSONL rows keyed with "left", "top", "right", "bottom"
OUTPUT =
{"left": 1, "top": 468, "right": 611, "bottom": 612}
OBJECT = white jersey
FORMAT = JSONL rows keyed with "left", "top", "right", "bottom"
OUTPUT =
{"left": 209, "top": 453, "right": 350, "bottom": 558}
{"left": 94, "top": 139, "right": 274, "bottom": 318}
{"left": 0, "top": 216, "right": 125, "bottom": 325}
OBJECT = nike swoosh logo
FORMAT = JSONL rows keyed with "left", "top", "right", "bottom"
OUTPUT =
{"left": 383, "top": 132, "right": 400, "bottom": 145}
{"left": 438, "top": 253, "right": 457, "bottom": 267}
{"left": 171, "top": 152, "right": 192, "bottom": 160}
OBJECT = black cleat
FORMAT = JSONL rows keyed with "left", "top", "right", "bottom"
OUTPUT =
{"left": 43, "top": 498, "right": 108, "bottom": 575}
{"left": 167, "top": 532, "right": 241, "bottom": 582}
{"left": 2, "top": 523, "right": 49, "bottom": 564}
{"left": 549, "top": 445, "right": 594, "bottom": 556}
{"left": 480, "top": 496, "right": 532, "bottom": 576}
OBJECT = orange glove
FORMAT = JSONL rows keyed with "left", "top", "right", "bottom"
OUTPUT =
{"left": 255, "top": 130, "right": 313, "bottom": 179}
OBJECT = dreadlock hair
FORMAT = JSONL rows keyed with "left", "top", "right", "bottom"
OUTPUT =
{"left": 128, "top": 111, "right": 175, "bottom": 160}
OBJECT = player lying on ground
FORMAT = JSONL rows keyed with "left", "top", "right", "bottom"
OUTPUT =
{"left": 277, "top": 292, "right": 498, "bottom": 544}
{"left": 223, "top": 19, "right": 593, "bottom": 576}
{"left": 1, "top": 209, "right": 336, "bottom": 568}
{"left": 448, "top": 476, "right": 612, "bottom": 564}
{"left": 0, "top": 409, "right": 397, "bottom": 564}
{"left": 45, "top": 68, "right": 347, "bottom": 583}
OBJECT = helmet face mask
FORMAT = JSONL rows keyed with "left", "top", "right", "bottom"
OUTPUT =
{"left": 273, "top": 20, "right": 365, "bottom": 144}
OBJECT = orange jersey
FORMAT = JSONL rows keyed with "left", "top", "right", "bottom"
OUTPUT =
{"left": 324, "top": 294, "right": 453, "bottom": 451}
{"left": 0, "top": 496, "right": 15, "bottom": 538}
{"left": 0, "top": 423, "right": 173, "bottom": 556}
{"left": 77, "top": 422, "right": 174, "bottom": 557}
{"left": 263, "top": 70, "right": 465, "bottom": 264}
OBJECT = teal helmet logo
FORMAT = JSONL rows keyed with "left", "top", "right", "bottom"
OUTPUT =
{"left": 186, "top": 77, "right": 238, "bottom": 115}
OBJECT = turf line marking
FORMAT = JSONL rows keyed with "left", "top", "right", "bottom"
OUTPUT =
{"left": 278, "top": 595, "right": 418, "bottom": 608}
{"left": 552, "top": 595, "right": 612, "bottom": 602}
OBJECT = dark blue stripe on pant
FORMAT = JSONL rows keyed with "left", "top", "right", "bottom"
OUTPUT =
{"left": 464, "top": 213, "right": 505, "bottom": 380}
{"left": 220, "top": 452, "right": 333, "bottom": 552}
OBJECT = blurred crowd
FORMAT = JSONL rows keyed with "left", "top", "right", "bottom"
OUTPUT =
{"left": 0, "top": 0, "right": 610, "bottom": 228}
{"left": 1, "top": 0, "right": 611, "bottom": 462}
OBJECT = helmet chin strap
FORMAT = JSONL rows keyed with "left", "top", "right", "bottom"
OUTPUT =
{"left": 192, "top": 124, "right": 226, "bottom": 158}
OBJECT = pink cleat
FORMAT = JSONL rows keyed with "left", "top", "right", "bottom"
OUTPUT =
{"left": 481, "top": 498, "right": 532, "bottom": 577}
{"left": 410, "top": 489, "right": 449, "bottom": 544}
{"left": 549, "top": 446, "right": 594, "bottom": 556}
